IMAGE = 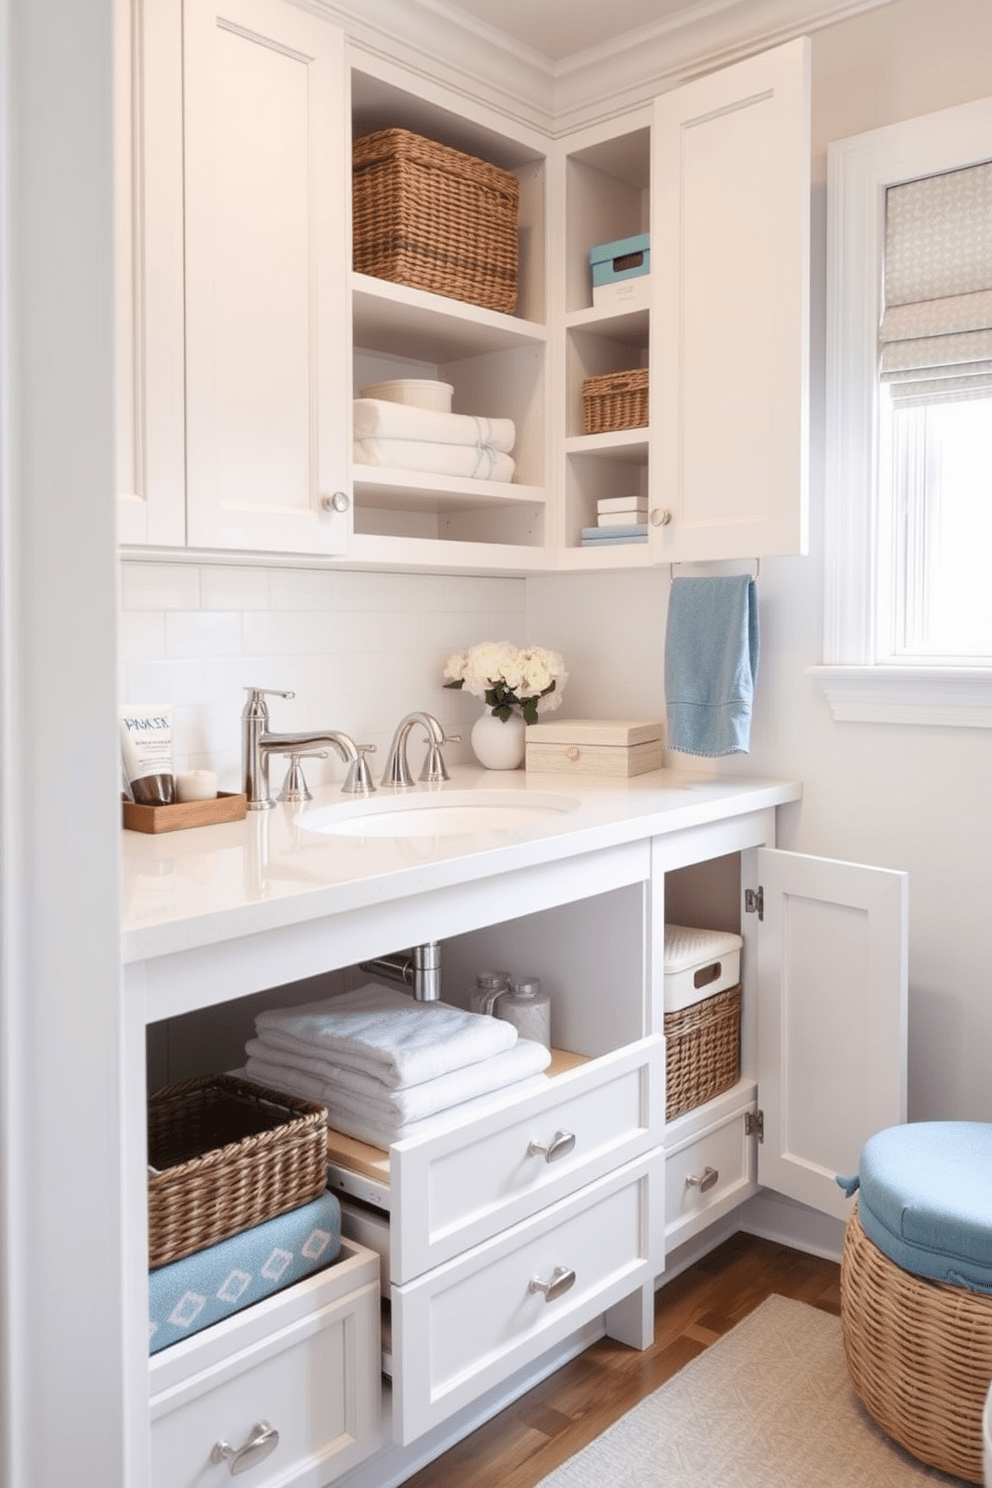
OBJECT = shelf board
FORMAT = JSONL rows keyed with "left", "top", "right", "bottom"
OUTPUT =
{"left": 353, "top": 466, "right": 546, "bottom": 514}
{"left": 565, "top": 305, "right": 649, "bottom": 346}
{"left": 565, "top": 429, "right": 649, "bottom": 461}
{"left": 346, "top": 531, "right": 552, "bottom": 575}
{"left": 352, "top": 274, "right": 546, "bottom": 361}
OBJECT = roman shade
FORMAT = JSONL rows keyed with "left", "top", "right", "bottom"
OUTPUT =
{"left": 879, "top": 158, "right": 992, "bottom": 404}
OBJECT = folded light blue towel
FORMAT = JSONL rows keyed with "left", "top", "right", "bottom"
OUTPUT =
{"left": 664, "top": 575, "right": 759, "bottom": 756}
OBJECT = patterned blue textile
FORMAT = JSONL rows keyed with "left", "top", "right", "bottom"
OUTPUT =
{"left": 149, "top": 1191, "right": 341, "bottom": 1354}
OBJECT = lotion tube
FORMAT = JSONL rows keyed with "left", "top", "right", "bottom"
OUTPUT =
{"left": 120, "top": 704, "right": 175, "bottom": 806}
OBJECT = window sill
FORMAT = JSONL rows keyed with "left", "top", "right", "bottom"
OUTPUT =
{"left": 808, "top": 666, "right": 992, "bottom": 727}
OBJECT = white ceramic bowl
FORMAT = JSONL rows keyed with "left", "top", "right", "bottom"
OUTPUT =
{"left": 361, "top": 378, "right": 454, "bottom": 413}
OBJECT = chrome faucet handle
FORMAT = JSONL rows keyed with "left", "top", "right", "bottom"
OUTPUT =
{"left": 276, "top": 749, "right": 328, "bottom": 804}
{"left": 342, "top": 744, "right": 377, "bottom": 796}
{"left": 419, "top": 733, "right": 462, "bottom": 784}
{"left": 242, "top": 685, "right": 295, "bottom": 712}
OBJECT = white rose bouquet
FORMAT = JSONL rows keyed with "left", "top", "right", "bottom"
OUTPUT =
{"left": 443, "top": 641, "right": 567, "bottom": 725}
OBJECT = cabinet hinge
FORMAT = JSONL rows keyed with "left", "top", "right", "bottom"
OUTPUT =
{"left": 746, "top": 1109, "right": 764, "bottom": 1142}
{"left": 744, "top": 886, "right": 764, "bottom": 921}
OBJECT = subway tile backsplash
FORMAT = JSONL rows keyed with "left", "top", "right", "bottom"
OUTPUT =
{"left": 119, "top": 561, "right": 528, "bottom": 791}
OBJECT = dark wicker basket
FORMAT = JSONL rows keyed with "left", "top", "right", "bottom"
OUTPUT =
{"left": 581, "top": 368, "right": 649, "bottom": 435}
{"left": 352, "top": 128, "right": 519, "bottom": 314}
{"left": 664, "top": 983, "right": 741, "bottom": 1121}
{"left": 147, "top": 1074, "right": 328, "bottom": 1269}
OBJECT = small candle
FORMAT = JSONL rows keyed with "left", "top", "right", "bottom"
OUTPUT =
{"left": 175, "top": 769, "right": 218, "bottom": 803}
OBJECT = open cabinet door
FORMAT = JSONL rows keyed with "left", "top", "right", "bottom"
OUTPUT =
{"left": 755, "top": 848, "right": 907, "bottom": 1222}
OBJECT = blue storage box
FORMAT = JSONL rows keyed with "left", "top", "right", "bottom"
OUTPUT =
{"left": 589, "top": 232, "right": 650, "bottom": 287}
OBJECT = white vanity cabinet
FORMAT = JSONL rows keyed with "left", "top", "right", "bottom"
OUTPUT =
{"left": 122, "top": 775, "right": 907, "bottom": 1487}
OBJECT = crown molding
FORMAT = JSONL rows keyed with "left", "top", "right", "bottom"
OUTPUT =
{"left": 312, "top": 0, "right": 898, "bottom": 137}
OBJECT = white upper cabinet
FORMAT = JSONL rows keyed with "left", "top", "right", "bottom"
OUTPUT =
{"left": 183, "top": 0, "right": 350, "bottom": 554}
{"left": 651, "top": 38, "right": 811, "bottom": 563}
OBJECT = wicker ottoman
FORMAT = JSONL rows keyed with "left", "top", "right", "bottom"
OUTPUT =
{"left": 840, "top": 1122, "right": 992, "bottom": 1484}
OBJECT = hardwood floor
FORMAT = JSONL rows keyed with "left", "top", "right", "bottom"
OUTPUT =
{"left": 402, "top": 1233, "right": 841, "bottom": 1488}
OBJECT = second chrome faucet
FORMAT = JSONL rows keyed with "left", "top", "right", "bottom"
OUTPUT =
{"left": 242, "top": 690, "right": 460, "bottom": 809}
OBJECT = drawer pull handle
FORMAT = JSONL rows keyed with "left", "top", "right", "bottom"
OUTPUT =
{"left": 211, "top": 1420, "right": 280, "bottom": 1475}
{"left": 686, "top": 1166, "right": 719, "bottom": 1193}
{"left": 529, "top": 1265, "right": 576, "bottom": 1303}
{"left": 527, "top": 1129, "right": 576, "bottom": 1164}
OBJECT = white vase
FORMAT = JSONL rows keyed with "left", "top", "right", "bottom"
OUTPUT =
{"left": 470, "top": 710, "right": 526, "bottom": 770}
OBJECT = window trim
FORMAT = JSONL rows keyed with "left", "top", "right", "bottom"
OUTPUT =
{"left": 817, "top": 95, "right": 992, "bottom": 726}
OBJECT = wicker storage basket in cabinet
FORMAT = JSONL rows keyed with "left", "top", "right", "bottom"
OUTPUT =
{"left": 581, "top": 367, "right": 648, "bottom": 434}
{"left": 352, "top": 128, "right": 519, "bottom": 314}
{"left": 147, "top": 1074, "right": 328, "bottom": 1269}
{"left": 664, "top": 925, "right": 743, "bottom": 1121}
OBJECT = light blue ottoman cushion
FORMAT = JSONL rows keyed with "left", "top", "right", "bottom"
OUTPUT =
{"left": 854, "top": 1122, "right": 992, "bottom": 1293}
{"left": 149, "top": 1189, "right": 342, "bottom": 1353}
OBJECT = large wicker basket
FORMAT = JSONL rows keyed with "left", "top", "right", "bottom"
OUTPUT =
{"left": 352, "top": 128, "right": 519, "bottom": 314}
{"left": 664, "top": 983, "right": 741, "bottom": 1121}
{"left": 841, "top": 1204, "right": 992, "bottom": 1484}
{"left": 147, "top": 1074, "right": 328, "bottom": 1269}
{"left": 581, "top": 368, "right": 649, "bottom": 435}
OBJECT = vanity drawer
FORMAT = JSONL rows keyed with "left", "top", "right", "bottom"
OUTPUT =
{"left": 664, "top": 1094, "right": 757, "bottom": 1247}
{"left": 149, "top": 1242, "right": 381, "bottom": 1488}
{"left": 391, "top": 1147, "right": 662, "bottom": 1444}
{"left": 391, "top": 1036, "right": 663, "bottom": 1284}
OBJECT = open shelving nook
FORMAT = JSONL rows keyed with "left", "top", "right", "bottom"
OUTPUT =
{"left": 347, "top": 56, "right": 552, "bottom": 570}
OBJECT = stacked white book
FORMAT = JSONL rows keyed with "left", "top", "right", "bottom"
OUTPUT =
{"left": 580, "top": 495, "right": 648, "bottom": 546}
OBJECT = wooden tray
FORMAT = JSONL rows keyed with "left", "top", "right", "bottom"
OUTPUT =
{"left": 123, "top": 791, "right": 247, "bottom": 834}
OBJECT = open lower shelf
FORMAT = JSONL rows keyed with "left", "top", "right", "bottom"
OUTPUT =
{"left": 565, "top": 429, "right": 649, "bottom": 459}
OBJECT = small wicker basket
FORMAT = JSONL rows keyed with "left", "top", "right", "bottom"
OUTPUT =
{"left": 147, "top": 1074, "right": 328, "bottom": 1269}
{"left": 664, "top": 983, "right": 741, "bottom": 1121}
{"left": 581, "top": 368, "right": 649, "bottom": 435}
{"left": 352, "top": 128, "right": 519, "bottom": 314}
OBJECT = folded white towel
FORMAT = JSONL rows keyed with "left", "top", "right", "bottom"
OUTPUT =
{"left": 245, "top": 1034, "right": 551, "bottom": 1123}
{"left": 353, "top": 438, "right": 516, "bottom": 482}
{"left": 254, "top": 984, "right": 518, "bottom": 1090}
{"left": 354, "top": 398, "right": 515, "bottom": 452}
{"left": 244, "top": 1057, "right": 549, "bottom": 1149}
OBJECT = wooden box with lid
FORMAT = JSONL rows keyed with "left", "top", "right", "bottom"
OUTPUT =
{"left": 524, "top": 718, "right": 664, "bottom": 777}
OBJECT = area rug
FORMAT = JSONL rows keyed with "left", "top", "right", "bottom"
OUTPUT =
{"left": 534, "top": 1294, "right": 963, "bottom": 1486}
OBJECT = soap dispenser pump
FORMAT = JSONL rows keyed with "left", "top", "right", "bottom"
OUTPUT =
{"left": 469, "top": 970, "right": 512, "bottom": 1017}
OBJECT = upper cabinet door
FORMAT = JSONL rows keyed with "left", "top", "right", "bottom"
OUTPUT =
{"left": 183, "top": 0, "right": 350, "bottom": 554}
{"left": 755, "top": 847, "right": 908, "bottom": 1223}
{"left": 651, "top": 38, "right": 811, "bottom": 563}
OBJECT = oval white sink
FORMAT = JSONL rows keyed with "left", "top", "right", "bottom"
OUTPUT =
{"left": 297, "top": 789, "right": 580, "bottom": 839}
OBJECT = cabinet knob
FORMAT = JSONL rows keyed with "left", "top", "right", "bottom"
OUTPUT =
{"left": 685, "top": 1165, "right": 719, "bottom": 1193}
{"left": 320, "top": 491, "right": 350, "bottom": 513}
{"left": 529, "top": 1265, "right": 576, "bottom": 1303}
{"left": 527, "top": 1129, "right": 576, "bottom": 1163}
{"left": 650, "top": 508, "right": 672, "bottom": 527}
{"left": 211, "top": 1420, "right": 280, "bottom": 1475}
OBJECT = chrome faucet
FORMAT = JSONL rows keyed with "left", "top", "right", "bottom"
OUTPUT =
{"left": 381, "top": 710, "right": 461, "bottom": 788}
{"left": 241, "top": 687, "right": 375, "bottom": 810}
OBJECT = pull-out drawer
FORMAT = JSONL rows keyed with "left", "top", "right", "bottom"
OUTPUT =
{"left": 391, "top": 1147, "right": 662, "bottom": 1444}
{"left": 664, "top": 1085, "right": 758, "bottom": 1249}
{"left": 149, "top": 1242, "right": 381, "bottom": 1488}
{"left": 390, "top": 1036, "right": 663, "bottom": 1284}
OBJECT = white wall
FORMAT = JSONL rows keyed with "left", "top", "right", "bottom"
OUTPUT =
{"left": 529, "top": 0, "right": 992, "bottom": 1125}
{"left": 119, "top": 562, "right": 528, "bottom": 788}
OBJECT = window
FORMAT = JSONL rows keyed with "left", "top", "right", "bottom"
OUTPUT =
{"left": 814, "top": 97, "right": 992, "bottom": 726}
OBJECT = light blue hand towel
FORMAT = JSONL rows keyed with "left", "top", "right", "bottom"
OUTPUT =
{"left": 664, "top": 575, "right": 759, "bottom": 756}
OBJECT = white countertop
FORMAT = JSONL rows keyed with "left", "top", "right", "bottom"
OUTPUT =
{"left": 121, "top": 766, "right": 801, "bottom": 964}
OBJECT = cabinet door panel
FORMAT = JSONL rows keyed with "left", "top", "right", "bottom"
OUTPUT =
{"left": 652, "top": 38, "right": 810, "bottom": 561}
{"left": 756, "top": 847, "right": 908, "bottom": 1220}
{"left": 184, "top": 0, "right": 349, "bottom": 554}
